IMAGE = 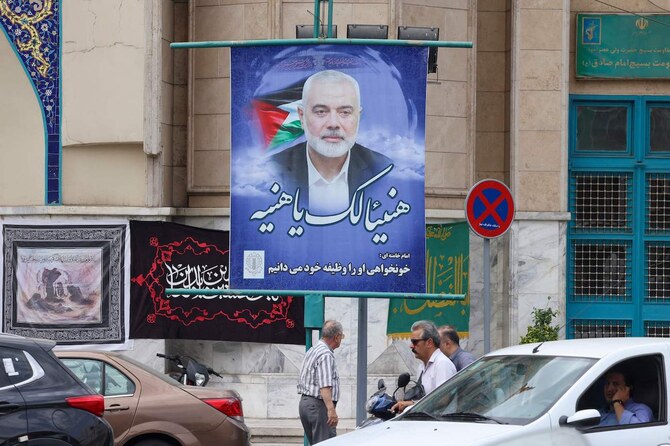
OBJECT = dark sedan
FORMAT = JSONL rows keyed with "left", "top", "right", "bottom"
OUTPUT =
{"left": 0, "top": 333, "right": 113, "bottom": 445}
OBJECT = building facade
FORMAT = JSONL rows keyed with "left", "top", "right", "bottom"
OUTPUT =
{"left": 2, "top": 0, "right": 669, "bottom": 419}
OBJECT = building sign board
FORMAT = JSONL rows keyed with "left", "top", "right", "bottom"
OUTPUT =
{"left": 576, "top": 14, "right": 670, "bottom": 79}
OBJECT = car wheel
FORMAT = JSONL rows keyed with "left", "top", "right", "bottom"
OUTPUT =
{"left": 135, "top": 440, "right": 172, "bottom": 446}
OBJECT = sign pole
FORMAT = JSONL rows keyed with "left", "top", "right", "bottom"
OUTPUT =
{"left": 483, "top": 238, "right": 491, "bottom": 354}
{"left": 464, "top": 179, "right": 515, "bottom": 355}
{"left": 356, "top": 299, "right": 367, "bottom": 425}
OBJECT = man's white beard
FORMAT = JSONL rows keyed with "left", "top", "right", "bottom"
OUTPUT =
{"left": 304, "top": 128, "right": 356, "bottom": 158}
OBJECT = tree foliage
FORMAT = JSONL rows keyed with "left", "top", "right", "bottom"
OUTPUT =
{"left": 520, "top": 299, "right": 560, "bottom": 344}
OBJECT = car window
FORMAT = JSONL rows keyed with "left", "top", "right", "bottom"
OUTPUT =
{"left": 61, "top": 358, "right": 136, "bottom": 397}
{"left": 577, "top": 354, "right": 664, "bottom": 429}
{"left": 105, "top": 364, "right": 135, "bottom": 396}
{"left": 0, "top": 347, "right": 44, "bottom": 388}
{"left": 61, "top": 359, "right": 104, "bottom": 393}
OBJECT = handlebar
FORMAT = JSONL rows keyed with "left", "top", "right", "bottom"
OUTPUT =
{"left": 158, "top": 353, "right": 223, "bottom": 378}
{"left": 156, "top": 353, "right": 184, "bottom": 367}
{"left": 207, "top": 367, "right": 223, "bottom": 378}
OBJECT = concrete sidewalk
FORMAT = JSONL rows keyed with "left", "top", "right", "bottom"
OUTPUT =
{"left": 247, "top": 418, "right": 357, "bottom": 445}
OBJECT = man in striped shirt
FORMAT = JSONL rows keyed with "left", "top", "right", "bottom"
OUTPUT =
{"left": 297, "top": 320, "right": 344, "bottom": 445}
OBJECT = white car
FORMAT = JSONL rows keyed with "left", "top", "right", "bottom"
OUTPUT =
{"left": 322, "top": 338, "right": 669, "bottom": 445}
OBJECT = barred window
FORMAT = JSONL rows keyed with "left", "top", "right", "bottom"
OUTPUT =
{"left": 572, "top": 241, "right": 631, "bottom": 301}
{"left": 572, "top": 173, "right": 631, "bottom": 230}
{"left": 645, "top": 321, "right": 670, "bottom": 338}
{"left": 647, "top": 174, "right": 670, "bottom": 233}
{"left": 646, "top": 242, "right": 670, "bottom": 302}
{"left": 571, "top": 319, "right": 631, "bottom": 338}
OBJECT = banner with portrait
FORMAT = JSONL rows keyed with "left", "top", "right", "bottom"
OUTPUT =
{"left": 129, "top": 221, "right": 304, "bottom": 345}
{"left": 229, "top": 45, "right": 428, "bottom": 293}
{"left": 387, "top": 222, "right": 470, "bottom": 338}
{"left": 1, "top": 224, "right": 129, "bottom": 347}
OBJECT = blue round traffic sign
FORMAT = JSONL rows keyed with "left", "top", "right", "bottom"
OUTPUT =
{"left": 465, "top": 179, "right": 515, "bottom": 238}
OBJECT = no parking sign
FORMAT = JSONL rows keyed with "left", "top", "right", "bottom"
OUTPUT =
{"left": 465, "top": 179, "right": 515, "bottom": 238}
{"left": 465, "top": 179, "right": 514, "bottom": 353}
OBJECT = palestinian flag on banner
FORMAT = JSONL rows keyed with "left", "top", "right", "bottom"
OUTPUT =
{"left": 252, "top": 79, "right": 306, "bottom": 153}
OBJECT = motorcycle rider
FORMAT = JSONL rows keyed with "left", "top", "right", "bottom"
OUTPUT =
{"left": 391, "top": 320, "right": 456, "bottom": 414}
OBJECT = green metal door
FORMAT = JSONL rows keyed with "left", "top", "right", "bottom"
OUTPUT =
{"left": 567, "top": 95, "right": 670, "bottom": 337}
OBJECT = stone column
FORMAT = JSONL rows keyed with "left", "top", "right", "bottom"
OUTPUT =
{"left": 508, "top": 0, "right": 570, "bottom": 344}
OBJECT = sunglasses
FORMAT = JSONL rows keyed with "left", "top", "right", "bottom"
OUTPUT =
{"left": 410, "top": 337, "right": 428, "bottom": 345}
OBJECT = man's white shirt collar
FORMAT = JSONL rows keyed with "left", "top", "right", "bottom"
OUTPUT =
{"left": 426, "top": 348, "right": 443, "bottom": 366}
{"left": 306, "top": 146, "right": 351, "bottom": 214}
{"left": 306, "top": 146, "right": 350, "bottom": 187}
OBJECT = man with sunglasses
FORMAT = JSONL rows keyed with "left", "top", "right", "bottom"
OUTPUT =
{"left": 391, "top": 320, "right": 456, "bottom": 413}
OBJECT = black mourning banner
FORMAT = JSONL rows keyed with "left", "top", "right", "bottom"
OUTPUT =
{"left": 129, "top": 221, "right": 304, "bottom": 344}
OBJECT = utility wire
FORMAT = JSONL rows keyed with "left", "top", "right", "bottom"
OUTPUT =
{"left": 648, "top": 0, "right": 670, "bottom": 13}
{"left": 591, "top": 0, "right": 670, "bottom": 28}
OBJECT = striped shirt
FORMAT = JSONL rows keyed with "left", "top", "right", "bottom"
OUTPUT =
{"left": 297, "top": 339, "right": 340, "bottom": 402}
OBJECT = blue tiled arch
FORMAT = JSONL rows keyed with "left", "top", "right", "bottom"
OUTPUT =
{"left": 0, "top": 0, "right": 61, "bottom": 204}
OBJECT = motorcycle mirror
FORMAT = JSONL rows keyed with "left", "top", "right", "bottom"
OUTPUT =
{"left": 397, "top": 372, "right": 411, "bottom": 388}
{"left": 377, "top": 378, "right": 386, "bottom": 390}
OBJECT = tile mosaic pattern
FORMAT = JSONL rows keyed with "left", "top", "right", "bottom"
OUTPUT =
{"left": 0, "top": 0, "right": 60, "bottom": 204}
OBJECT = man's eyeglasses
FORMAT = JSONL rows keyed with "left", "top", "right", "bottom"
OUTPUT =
{"left": 410, "top": 337, "right": 428, "bottom": 345}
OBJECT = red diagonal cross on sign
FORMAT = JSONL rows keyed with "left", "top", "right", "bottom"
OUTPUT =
{"left": 465, "top": 179, "right": 515, "bottom": 239}
{"left": 473, "top": 191, "right": 506, "bottom": 227}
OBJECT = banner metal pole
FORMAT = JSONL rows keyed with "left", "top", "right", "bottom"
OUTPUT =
{"left": 356, "top": 298, "right": 367, "bottom": 425}
{"left": 313, "top": 0, "right": 320, "bottom": 37}
{"left": 327, "top": 0, "right": 334, "bottom": 38}
{"left": 171, "top": 39, "right": 472, "bottom": 49}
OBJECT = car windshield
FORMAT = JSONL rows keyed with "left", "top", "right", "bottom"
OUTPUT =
{"left": 400, "top": 355, "right": 597, "bottom": 425}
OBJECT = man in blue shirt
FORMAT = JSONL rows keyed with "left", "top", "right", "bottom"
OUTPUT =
{"left": 599, "top": 368, "right": 653, "bottom": 426}
{"left": 438, "top": 325, "right": 476, "bottom": 372}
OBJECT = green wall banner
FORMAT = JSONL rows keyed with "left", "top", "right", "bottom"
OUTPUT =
{"left": 576, "top": 14, "right": 670, "bottom": 79}
{"left": 387, "top": 222, "right": 470, "bottom": 338}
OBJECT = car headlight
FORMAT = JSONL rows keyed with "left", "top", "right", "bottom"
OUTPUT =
{"left": 195, "top": 372, "right": 206, "bottom": 386}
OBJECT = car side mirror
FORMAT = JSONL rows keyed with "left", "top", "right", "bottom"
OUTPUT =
{"left": 397, "top": 372, "right": 411, "bottom": 388}
{"left": 559, "top": 409, "right": 601, "bottom": 428}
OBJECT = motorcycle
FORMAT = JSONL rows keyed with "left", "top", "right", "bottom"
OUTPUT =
{"left": 358, "top": 372, "right": 419, "bottom": 428}
{"left": 157, "top": 353, "right": 223, "bottom": 387}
